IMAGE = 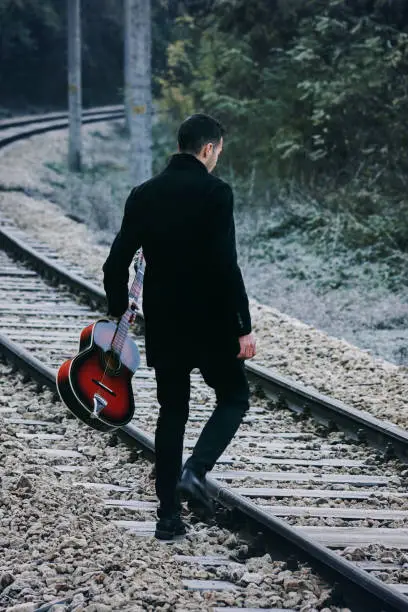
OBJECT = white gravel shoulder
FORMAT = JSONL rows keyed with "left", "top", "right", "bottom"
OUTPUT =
{"left": 0, "top": 124, "right": 407, "bottom": 431}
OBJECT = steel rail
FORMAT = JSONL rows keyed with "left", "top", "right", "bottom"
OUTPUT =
{"left": 246, "top": 362, "right": 408, "bottom": 463}
{"left": 0, "top": 105, "right": 124, "bottom": 130}
{"left": 2, "top": 222, "right": 407, "bottom": 465}
{"left": 0, "top": 226, "right": 107, "bottom": 309}
{"left": 0, "top": 111, "right": 124, "bottom": 150}
{"left": 1, "top": 333, "right": 407, "bottom": 612}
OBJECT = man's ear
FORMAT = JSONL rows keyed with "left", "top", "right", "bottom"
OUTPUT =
{"left": 203, "top": 143, "right": 212, "bottom": 158}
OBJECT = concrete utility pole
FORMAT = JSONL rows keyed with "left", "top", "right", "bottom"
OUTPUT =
{"left": 67, "top": 0, "right": 82, "bottom": 172}
{"left": 127, "top": 0, "right": 153, "bottom": 184}
{"left": 124, "top": 0, "right": 131, "bottom": 135}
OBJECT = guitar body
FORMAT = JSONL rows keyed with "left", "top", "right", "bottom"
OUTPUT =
{"left": 57, "top": 319, "right": 140, "bottom": 431}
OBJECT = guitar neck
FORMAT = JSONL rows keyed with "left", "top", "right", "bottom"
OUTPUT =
{"left": 111, "top": 250, "right": 145, "bottom": 355}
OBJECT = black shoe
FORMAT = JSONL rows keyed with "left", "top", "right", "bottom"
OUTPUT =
{"left": 176, "top": 467, "right": 213, "bottom": 512}
{"left": 154, "top": 512, "right": 187, "bottom": 541}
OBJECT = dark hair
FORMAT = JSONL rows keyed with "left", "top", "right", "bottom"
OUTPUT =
{"left": 177, "top": 113, "right": 226, "bottom": 154}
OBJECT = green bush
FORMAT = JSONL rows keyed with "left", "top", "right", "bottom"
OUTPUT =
{"left": 157, "top": 0, "right": 408, "bottom": 255}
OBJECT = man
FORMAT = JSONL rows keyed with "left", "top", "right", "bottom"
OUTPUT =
{"left": 103, "top": 113, "right": 256, "bottom": 540}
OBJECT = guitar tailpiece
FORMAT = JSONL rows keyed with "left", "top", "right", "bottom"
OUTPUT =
{"left": 92, "top": 393, "right": 108, "bottom": 419}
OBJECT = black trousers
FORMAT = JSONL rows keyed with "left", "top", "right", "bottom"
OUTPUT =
{"left": 154, "top": 356, "right": 250, "bottom": 515}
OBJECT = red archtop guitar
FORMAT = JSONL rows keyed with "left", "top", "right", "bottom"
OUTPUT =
{"left": 56, "top": 251, "right": 145, "bottom": 432}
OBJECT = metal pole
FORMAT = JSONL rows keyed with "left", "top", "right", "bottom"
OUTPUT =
{"left": 67, "top": 0, "right": 82, "bottom": 172}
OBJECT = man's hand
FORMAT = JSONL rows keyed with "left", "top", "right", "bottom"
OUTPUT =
{"left": 237, "top": 332, "right": 256, "bottom": 360}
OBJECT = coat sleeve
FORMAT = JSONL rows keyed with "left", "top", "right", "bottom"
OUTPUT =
{"left": 210, "top": 183, "right": 252, "bottom": 336}
{"left": 102, "top": 188, "right": 142, "bottom": 317}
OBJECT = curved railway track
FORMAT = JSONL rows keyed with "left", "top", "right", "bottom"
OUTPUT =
{"left": 1, "top": 112, "right": 408, "bottom": 612}
{"left": 0, "top": 106, "right": 124, "bottom": 150}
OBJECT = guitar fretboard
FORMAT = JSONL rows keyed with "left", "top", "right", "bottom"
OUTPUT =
{"left": 112, "top": 250, "right": 145, "bottom": 355}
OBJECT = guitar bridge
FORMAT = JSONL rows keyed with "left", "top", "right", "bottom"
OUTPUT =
{"left": 92, "top": 393, "right": 108, "bottom": 419}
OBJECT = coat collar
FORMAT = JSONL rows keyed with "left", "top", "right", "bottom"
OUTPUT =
{"left": 166, "top": 153, "right": 208, "bottom": 174}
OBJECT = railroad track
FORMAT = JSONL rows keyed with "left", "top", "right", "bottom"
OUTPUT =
{"left": 1, "top": 113, "right": 408, "bottom": 612}
{"left": 0, "top": 106, "right": 124, "bottom": 150}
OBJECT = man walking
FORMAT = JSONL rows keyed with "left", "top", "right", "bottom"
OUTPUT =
{"left": 102, "top": 113, "right": 256, "bottom": 540}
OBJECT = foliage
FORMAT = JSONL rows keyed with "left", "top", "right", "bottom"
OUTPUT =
{"left": 156, "top": 0, "right": 408, "bottom": 254}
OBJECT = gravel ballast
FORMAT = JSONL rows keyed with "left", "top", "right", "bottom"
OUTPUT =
{"left": 0, "top": 364, "right": 349, "bottom": 612}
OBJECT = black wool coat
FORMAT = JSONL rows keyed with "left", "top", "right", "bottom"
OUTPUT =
{"left": 102, "top": 152, "right": 252, "bottom": 368}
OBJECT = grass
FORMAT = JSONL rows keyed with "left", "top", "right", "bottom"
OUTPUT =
{"left": 41, "top": 122, "right": 131, "bottom": 245}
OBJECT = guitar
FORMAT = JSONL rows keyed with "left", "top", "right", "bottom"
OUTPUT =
{"left": 56, "top": 250, "right": 145, "bottom": 432}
